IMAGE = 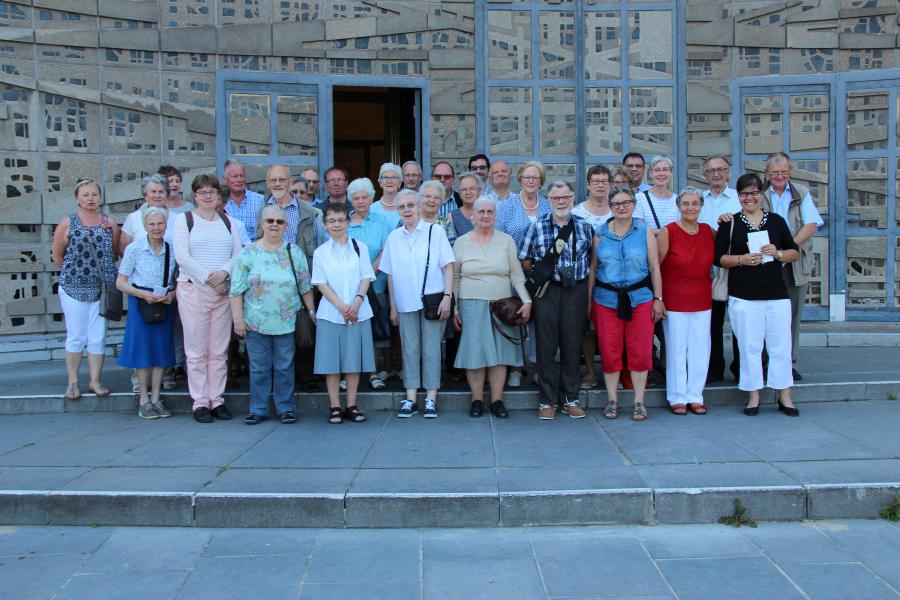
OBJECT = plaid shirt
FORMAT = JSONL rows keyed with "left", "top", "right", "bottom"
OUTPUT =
{"left": 518, "top": 213, "right": 594, "bottom": 282}
{"left": 224, "top": 190, "right": 265, "bottom": 242}
{"left": 265, "top": 195, "right": 301, "bottom": 244}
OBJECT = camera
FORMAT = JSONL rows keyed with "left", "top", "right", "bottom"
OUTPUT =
{"left": 558, "top": 264, "right": 575, "bottom": 288}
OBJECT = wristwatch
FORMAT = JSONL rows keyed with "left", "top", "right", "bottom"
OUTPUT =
{"left": 653, "top": 296, "right": 663, "bottom": 302}
{"left": 776, "top": 250, "right": 783, "bottom": 261}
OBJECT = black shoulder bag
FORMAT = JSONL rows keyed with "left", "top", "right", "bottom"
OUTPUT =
{"left": 85, "top": 221, "right": 123, "bottom": 322}
{"left": 643, "top": 191, "right": 661, "bottom": 230}
{"left": 286, "top": 244, "right": 315, "bottom": 350}
{"left": 136, "top": 242, "right": 171, "bottom": 324}
{"left": 524, "top": 219, "right": 574, "bottom": 300}
{"left": 420, "top": 224, "right": 451, "bottom": 320}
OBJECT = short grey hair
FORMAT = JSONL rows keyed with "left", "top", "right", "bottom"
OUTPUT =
{"left": 418, "top": 180, "right": 444, "bottom": 203}
{"left": 704, "top": 155, "right": 731, "bottom": 169}
{"left": 472, "top": 195, "right": 496, "bottom": 211}
{"left": 401, "top": 160, "right": 422, "bottom": 174}
{"left": 608, "top": 184, "right": 636, "bottom": 203}
{"left": 223, "top": 159, "right": 245, "bottom": 173}
{"left": 290, "top": 174, "right": 306, "bottom": 186}
{"left": 765, "top": 151, "right": 791, "bottom": 171}
{"left": 347, "top": 177, "right": 376, "bottom": 199}
{"left": 676, "top": 186, "right": 705, "bottom": 207}
{"left": 547, "top": 179, "right": 573, "bottom": 194}
{"left": 649, "top": 155, "right": 674, "bottom": 172}
{"left": 457, "top": 171, "right": 484, "bottom": 195}
{"left": 141, "top": 205, "right": 169, "bottom": 227}
{"left": 397, "top": 188, "right": 418, "bottom": 205}
{"left": 141, "top": 173, "right": 170, "bottom": 197}
{"left": 260, "top": 203, "right": 286, "bottom": 220}
{"left": 378, "top": 162, "right": 402, "bottom": 180}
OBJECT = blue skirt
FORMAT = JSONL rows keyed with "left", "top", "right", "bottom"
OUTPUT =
{"left": 118, "top": 294, "right": 176, "bottom": 369}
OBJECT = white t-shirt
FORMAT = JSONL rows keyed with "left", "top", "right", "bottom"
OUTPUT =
{"left": 311, "top": 238, "right": 376, "bottom": 325}
{"left": 634, "top": 190, "right": 679, "bottom": 230}
{"left": 700, "top": 187, "right": 741, "bottom": 230}
{"left": 572, "top": 202, "right": 612, "bottom": 231}
{"left": 379, "top": 219, "right": 455, "bottom": 313}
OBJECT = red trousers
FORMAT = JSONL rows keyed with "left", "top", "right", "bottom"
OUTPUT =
{"left": 592, "top": 301, "right": 654, "bottom": 373}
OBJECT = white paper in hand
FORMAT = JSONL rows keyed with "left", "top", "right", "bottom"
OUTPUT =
{"left": 746, "top": 230, "right": 773, "bottom": 263}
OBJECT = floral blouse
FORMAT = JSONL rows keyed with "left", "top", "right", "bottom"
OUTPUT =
{"left": 229, "top": 242, "right": 312, "bottom": 336}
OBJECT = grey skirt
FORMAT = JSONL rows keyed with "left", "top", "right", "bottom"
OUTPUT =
{"left": 314, "top": 318, "right": 376, "bottom": 375}
{"left": 454, "top": 299, "right": 523, "bottom": 370}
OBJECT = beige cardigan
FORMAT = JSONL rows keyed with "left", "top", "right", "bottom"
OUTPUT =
{"left": 452, "top": 230, "right": 531, "bottom": 302}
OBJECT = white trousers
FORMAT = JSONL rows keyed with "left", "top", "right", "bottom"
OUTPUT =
{"left": 728, "top": 297, "right": 793, "bottom": 391}
{"left": 663, "top": 310, "right": 711, "bottom": 406}
{"left": 59, "top": 287, "right": 107, "bottom": 354}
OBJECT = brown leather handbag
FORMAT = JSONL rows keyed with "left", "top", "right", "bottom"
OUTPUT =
{"left": 489, "top": 297, "right": 526, "bottom": 326}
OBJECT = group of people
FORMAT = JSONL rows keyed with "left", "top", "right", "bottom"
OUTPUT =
{"left": 52, "top": 149, "right": 823, "bottom": 423}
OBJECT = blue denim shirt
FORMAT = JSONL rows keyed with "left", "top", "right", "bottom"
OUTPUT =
{"left": 592, "top": 218, "right": 653, "bottom": 309}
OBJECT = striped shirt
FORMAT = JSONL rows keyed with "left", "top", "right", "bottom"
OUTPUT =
{"left": 496, "top": 196, "right": 552, "bottom": 252}
{"left": 635, "top": 190, "right": 679, "bottom": 231}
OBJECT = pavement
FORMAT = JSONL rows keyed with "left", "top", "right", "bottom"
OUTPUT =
{"left": 2, "top": 521, "right": 900, "bottom": 599}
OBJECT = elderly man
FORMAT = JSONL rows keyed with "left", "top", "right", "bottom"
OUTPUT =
{"left": 432, "top": 161, "right": 462, "bottom": 218}
{"left": 223, "top": 159, "right": 265, "bottom": 243}
{"left": 301, "top": 168, "right": 323, "bottom": 206}
{"left": 519, "top": 181, "right": 594, "bottom": 420}
{"left": 485, "top": 160, "right": 519, "bottom": 205}
{"left": 401, "top": 160, "right": 424, "bottom": 191}
{"left": 323, "top": 166, "right": 350, "bottom": 208}
{"left": 264, "top": 165, "right": 325, "bottom": 266}
{"left": 699, "top": 155, "right": 742, "bottom": 382}
{"left": 623, "top": 152, "right": 651, "bottom": 195}
{"left": 762, "top": 152, "right": 824, "bottom": 381}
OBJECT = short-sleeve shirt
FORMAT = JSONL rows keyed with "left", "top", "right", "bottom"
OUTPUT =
{"left": 229, "top": 242, "right": 312, "bottom": 336}
{"left": 122, "top": 204, "right": 179, "bottom": 244}
{"left": 311, "top": 238, "right": 376, "bottom": 325}
{"left": 370, "top": 200, "right": 402, "bottom": 229}
{"left": 700, "top": 187, "right": 741, "bottom": 230}
{"left": 348, "top": 210, "right": 393, "bottom": 295}
{"left": 571, "top": 202, "right": 612, "bottom": 231}
{"left": 496, "top": 196, "right": 552, "bottom": 250}
{"left": 768, "top": 187, "right": 824, "bottom": 228}
{"left": 634, "top": 190, "right": 679, "bottom": 230}
{"left": 118, "top": 235, "right": 176, "bottom": 290}
{"left": 380, "top": 219, "right": 455, "bottom": 313}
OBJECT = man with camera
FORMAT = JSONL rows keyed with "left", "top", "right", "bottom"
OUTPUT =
{"left": 519, "top": 181, "right": 595, "bottom": 420}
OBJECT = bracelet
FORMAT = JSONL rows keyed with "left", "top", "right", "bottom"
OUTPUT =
{"left": 736, "top": 255, "right": 742, "bottom": 267}
{"left": 443, "top": 293, "right": 451, "bottom": 297}
{"left": 355, "top": 294, "right": 364, "bottom": 300}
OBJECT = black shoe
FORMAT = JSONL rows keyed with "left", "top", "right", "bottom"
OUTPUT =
{"left": 244, "top": 413, "right": 266, "bottom": 425}
{"left": 743, "top": 404, "right": 759, "bottom": 416}
{"left": 778, "top": 401, "right": 800, "bottom": 417}
{"left": 174, "top": 366, "right": 187, "bottom": 380}
{"left": 211, "top": 404, "right": 232, "bottom": 420}
{"left": 193, "top": 407, "right": 213, "bottom": 423}
{"left": 490, "top": 400, "right": 508, "bottom": 419}
{"left": 279, "top": 411, "right": 296, "bottom": 424}
{"left": 706, "top": 372, "right": 724, "bottom": 384}
{"left": 469, "top": 400, "right": 484, "bottom": 418}
{"left": 301, "top": 382, "right": 321, "bottom": 393}
{"left": 792, "top": 368, "right": 802, "bottom": 381}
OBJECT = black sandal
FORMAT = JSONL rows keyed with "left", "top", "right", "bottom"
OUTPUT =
{"left": 344, "top": 405, "right": 366, "bottom": 423}
{"left": 328, "top": 406, "right": 343, "bottom": 424}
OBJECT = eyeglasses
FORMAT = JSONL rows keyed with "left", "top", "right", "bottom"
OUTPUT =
{"left": 550, "top": 194, "right": 574, "bottom": 202}
{"left": 397, "top": 203, "right": 418, "bottom": 210}
{"left": 433, "top": 174, "right": 453, "bottom": 181}
{"left": 380, "top": 176, "right": 400, "bottom": 182}
{"left": 610, "top": 200, "right": 635, "bottom": 208}
{"left": 767, "top": 171, "right": 790, "bottom": 178}
{"left": 470, "top": 164, "right": 489, "bottom": 171}
{"left": 651, "top": 167, "right": 672, "bottom": 173}
{"left": 738, "top": 190, "right": 761, "bottom": 199}
{"left": 263, "top": 218, "right": 286, "bottom": 225}
{"left": 521, "top": 175, "right": 541, "bottom": 182}
{"left": 588, "top": 178, "right": 610, "bottom": 185}
{"left": 325, "top": 178, "right": 346, "bottom": 185}
{"left": 475, "top": 209, "right": 495, "bottom": 215}
{"left": 194, "top": 190, "right": 218, "bottom": 197}
{"left": 624, "top": 163, "right": 644, "bottom": 169}
{"left": 459, "top": 187, "right": 480, "bottom": 194}
{"left": 705, "top": 167, "right": 728, "bottom": 175}
{"left": 325, "top": 218, "right": 347, "bottom": 225}
{"left": 267, "top": 177, "right": 289, "bottom": 184}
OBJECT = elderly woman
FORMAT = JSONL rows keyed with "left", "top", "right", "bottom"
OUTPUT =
{"left": 657, "top": 187, "right": 716, "bottom": 415}
{"left": 289, "top": 174, "right": 310, "bottom": 203}
{"left": 612, "top": 167, "right": 630, "bottom": 187}
{"left": 173, "top": 174, "right": 243, "bottom": 423}
{"left": 496, "top": 160, "right": 551, "bottom": 387}
{"left": 51, "top": 179, "right": 120, "bottom": 400}
{"left": 380, "top": 189, "right": 455, "bottom": 418}
{"left": 120, "top": 174, "right": 174, "bottom": 253}
{"left": 453, "top": 196, "right": 531, "bottom": 418}
{"left": 370, "top": 162, "right": 403, "bottom": 228}
{"left": 418, "top": 182, "right": 457, "bottom": 243}
{"left": 116, "top": 206, "right": 176, "bottom": 418}
{"left": 450, "top": 171, "right": 483, "bottom": 239}
{"left": 347, "top": 177, "right": 395, "bottom": 389}
{"left": 635, "top": 156, "right": 679, "bottom": 232}
{"left": 230, "top": 204, "right": 316, "bottom": 425}
{"left": 716, "top": 173, "right": 800, "bottom": 416}
{"left": 588, "top": 184, "right": 665, "bottom": 422}
{"left": 312, "top": 202, "right": 376, "bottom": 424}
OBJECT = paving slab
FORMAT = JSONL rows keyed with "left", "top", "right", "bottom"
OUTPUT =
{"left": 80, "top": 527, "right": 212, "bottom": 572}
{"left": 741, "top": 522, "right": 854, "bottom": 563}
{"left": 59, "top": 466, "right": 218, "bottom": 492}
{"left": 0, "top": 525, "right": 111, "bottom": 556}
{"left": 0, "top": 553, "right": 88, "bottom": 600}
{"left": 778, "top": 561, "right": 900, "bottom": 600}
{"left": 423, "top": 527, "right": 533, "bottom": 560}
{"left": 176, "top": 555, "right": 306, "bottom": 600}
{"left": 203, "top": 467, "right": 356, "bottom": 495}
{"left": 656, "top": 556, "right": 807, "bottom": 600}
{"left": 637, "top": 523, "right": 761, "bottom": 559}
{"left": 56, "top": 571, "right": 189, "bottom": 600}
{"left": 423, "top": 556, "right": 547, "bottom": 600}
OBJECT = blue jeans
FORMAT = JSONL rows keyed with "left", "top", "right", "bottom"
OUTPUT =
{"left": 246, "top": 330, "right": 296, "bottom": 417}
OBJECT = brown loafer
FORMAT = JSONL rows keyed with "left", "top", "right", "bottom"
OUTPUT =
{"left": 671, "top": 404, "right": 687, "bottom": 415}
{"left": 688, "top": 403, "right": 707, "bottom": 415}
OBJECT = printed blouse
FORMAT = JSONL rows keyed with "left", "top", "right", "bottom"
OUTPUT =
{"left": 59, "top": 214, "right": 116, "bottom": 303}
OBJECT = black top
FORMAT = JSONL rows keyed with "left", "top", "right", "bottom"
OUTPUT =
{"left": 714, "top": 211, "right": 799, "bottom": 301}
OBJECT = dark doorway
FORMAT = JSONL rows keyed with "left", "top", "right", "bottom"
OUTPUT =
{"left": 332, "top": 86, "right": 418, "bottom": 189}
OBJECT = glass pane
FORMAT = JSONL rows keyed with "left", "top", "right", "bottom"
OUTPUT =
{"left": 847, "top": 237, "right": 886, "bottom": 307}
{"left": 896, "top": 158, "right": 900, "bottom": 228}
{"left": 584, "top": 11, "right": 620, "bottom": 80}
{"left": 541, "top": 87, "right": 576, "bottom": 155}
{"left": 807, "top": 237, "right": 828, "bottom": 307}
{"left": 276, "top": 95, "right": 316, "bottom": 156}
{"left": 539, "top": 11, "right": 575, "bottom": 79}
{"left": 628, "top": 11, "right": 672, "bottom": 79}
{"left": 229, "top": 93, "right": 270, "bottom": 156}
{"left": 488, "top": 10, "right": 531, "bottom": 79}
{"left": 793, "top": 159, "right": 829, "bottom": 217}
{"left": 847, "top": 158, "right": 887, "bottom": 229}
{"left": 896, "top": 237, "right": 900, "bottom": 308}
{"left": 586, "top": 87, "right": 623, "bottom": 155}
{"left": 489, "top": 87, "right": 532, "bottom": 156}
{"left": 846, "top": 91, "right": 888, "bottom": 150}
{"left": 629, "top": 87, "right": 673, "bottom": 157}
{"left": 896, "top": 95, "right": 900, "bottom": 150}
{"left": 744, "top": 95, "right": 783, "bottom": 155}
{"left": 790, "top": 94, "right": 829, "bottom": 152}
{"left": 543, "top": 164, "right": 577, "bottom": 189}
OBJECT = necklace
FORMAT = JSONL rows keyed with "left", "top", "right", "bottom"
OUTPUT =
{"left": 610, "top": 219, "right": 631, "bottom": 238}
{"left": 739, "top": 210, "right": 767, "bottom": 231}
{"left": 520, "top": 195, "right": 538, "bottom": 212}
{"left": 678, "top": 219, "right": 699, "bottom": 234}
{"left": 381, "top": 196, "right": 397, "bottom": 208}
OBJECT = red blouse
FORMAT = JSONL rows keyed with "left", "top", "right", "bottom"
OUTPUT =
{"left": 661, "top": 222, "right": 715, "bottom": 312}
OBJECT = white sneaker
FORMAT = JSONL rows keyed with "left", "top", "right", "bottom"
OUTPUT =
{"left": 507, "top": 371, "right": 521, "bottom": 388}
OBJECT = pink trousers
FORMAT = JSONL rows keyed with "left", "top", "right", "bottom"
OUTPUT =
{"left": 177, "top": 282, "right": 232, "bottom": 411}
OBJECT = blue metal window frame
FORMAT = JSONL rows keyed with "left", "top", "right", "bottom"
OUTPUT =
{"left": 215, "top": 71, "right": 431, "bottom": 177}
{"left": 732, "top": 69, "right": 900, "bottom": 321}
{"left": 476, "top": 0, "right": 684, "bottom": 202}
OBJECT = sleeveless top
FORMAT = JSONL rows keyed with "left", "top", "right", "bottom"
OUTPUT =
{"left": 660, "top": 222, "right": 715, "bottom": 312}
{"left": 60, "top": 214, "right": 116, "bottom": 302}
{"left": 593, "top": 218, "right": 653, "bottom": 309}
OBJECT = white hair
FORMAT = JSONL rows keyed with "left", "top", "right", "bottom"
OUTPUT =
{"left": 347, "top": 177, "right": 376, "bottom": 199}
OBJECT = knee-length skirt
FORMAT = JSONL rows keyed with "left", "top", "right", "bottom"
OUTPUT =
{"left": 454, "top": 299, "right": 522, "bottom": 370}
{"left": 118, "top": 294, "right": 176, "bottom": 369}
{"left": 314, "top": 318, "right": 376, "bottom": 374}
